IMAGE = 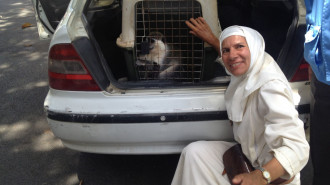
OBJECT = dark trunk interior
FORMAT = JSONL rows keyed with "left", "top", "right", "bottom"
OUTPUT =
{"left": 84, "top": 0, "right": 295, "bottom": 87}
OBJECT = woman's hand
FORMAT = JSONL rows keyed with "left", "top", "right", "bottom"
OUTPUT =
{"left": 185, "top": 17, "right": 220, "bottom": 55}
{"left": 232, "top": 170, "right": 268, "bottom": 185}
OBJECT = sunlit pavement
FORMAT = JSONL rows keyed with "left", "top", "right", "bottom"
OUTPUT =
{"left": 0, "top": 1, "right": 79, "bottom": 184}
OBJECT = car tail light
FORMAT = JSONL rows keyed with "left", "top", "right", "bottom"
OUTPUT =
{"left": 290, "top": 59, "right": 310, "bottom": 82}
{"left": 48, "top": 44, "right": 101, "bottom": 91}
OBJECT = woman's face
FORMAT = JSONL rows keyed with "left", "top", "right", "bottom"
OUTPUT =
{"left": 221, "top": 35, "right": 251, "bottom": 76}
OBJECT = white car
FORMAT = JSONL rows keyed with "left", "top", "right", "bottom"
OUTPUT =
{"left": 32, "top": 0, "right": 310, "bottom": 154}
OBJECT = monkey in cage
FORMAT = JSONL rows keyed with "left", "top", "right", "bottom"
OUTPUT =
{"left": 136, "top": 31, "right": 182, "bottom": 79}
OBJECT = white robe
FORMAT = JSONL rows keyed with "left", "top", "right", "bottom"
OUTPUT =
{"left": 171, "top": 80, "right": 309, "bottom": 185}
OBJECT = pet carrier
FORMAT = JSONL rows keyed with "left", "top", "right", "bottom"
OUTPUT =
{"left": 116, "top": 0, "right": 221, "bottom": 83}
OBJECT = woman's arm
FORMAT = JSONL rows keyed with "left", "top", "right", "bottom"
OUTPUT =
{"left": 185, "top": 17, "right": 221, "bottom": 56}
{"left": 262, "top": 158, "right": 287, "bottom": 183}
{"left": 231, "top": 158, "right": 287, "bottom": 185}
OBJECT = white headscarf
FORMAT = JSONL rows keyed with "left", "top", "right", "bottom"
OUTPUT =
{"left": 220, "top": 26, "right": 289, "bottom": 122}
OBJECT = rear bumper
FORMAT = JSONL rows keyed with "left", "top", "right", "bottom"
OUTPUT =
{"left": 46, "top": 104, "right": 309, "bottom": 154}
{"left": 44, "top": 82, "right": 310, "bottom": 154}
{"left": 47, "top": 117, "right": 233, "bottom": 154}
{"left": 44, "top": 88, "right": 233, "bottom": 154}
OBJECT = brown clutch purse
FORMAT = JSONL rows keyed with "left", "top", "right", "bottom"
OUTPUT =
{"left": 222, "top": 144, "right": 289, "bottom": 185}
{"left": 222, "top": 144, "right": 254, "bottom": 184}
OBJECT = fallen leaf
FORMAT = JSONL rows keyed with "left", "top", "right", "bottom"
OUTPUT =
{"left": 22, "top": 23, "right": 33, "bottom": 29}
{"left": 44, "top": 129, "right": 54, "bottom": 136}
{"left": 24, "top": 43, "right": 33, "bottom": 47}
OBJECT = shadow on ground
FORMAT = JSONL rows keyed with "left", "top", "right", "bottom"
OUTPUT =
{"left": 78, "top": 153, "right": 179, "bottom": 185}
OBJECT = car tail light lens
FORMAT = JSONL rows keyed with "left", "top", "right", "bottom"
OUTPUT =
{"left": 290, "top": 59, "right": 310, "bottom": 82}
{"left": 48, "top": 44, "right": 101, "bottom": 91}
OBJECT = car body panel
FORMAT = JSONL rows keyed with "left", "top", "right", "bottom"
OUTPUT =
{"left": 44, "top": 88, "right": 227, "bottom": 114}
{"left": 290, "top": 81, "right": 311, "bottom": 105}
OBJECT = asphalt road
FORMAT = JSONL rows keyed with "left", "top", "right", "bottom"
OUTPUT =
{"left": 0, "top": 1, "right": 179, "bottom": 184}
{"left": 0, "top": 0, "right": 78, "bottom": 184}
{"left": 0, "top": 1, "right": 312, "bottom": 185}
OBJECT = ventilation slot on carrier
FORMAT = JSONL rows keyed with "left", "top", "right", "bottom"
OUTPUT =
{"left": 135, "top": 0, "right": 204, "bottom": 83}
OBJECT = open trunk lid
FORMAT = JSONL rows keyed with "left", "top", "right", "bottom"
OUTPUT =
{"left": 31, "top": 0, "right": 70, "bottom": 39}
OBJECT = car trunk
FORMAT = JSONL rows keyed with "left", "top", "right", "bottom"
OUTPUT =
{"left": 83, "top": 0, "right": 300, "bottom": 89}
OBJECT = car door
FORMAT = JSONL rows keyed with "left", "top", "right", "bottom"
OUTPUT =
{"left": 31, "top": 0, "right": 70, "bottom": 39}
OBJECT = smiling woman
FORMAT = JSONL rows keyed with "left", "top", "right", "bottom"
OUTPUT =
{"left": 220, "top": 35, "right": 251, "bottom": 76}
{"left": 171, "top": 24, "right": 310, "bottom": 185}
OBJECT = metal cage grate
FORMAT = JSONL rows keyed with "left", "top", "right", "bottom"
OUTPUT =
{"left": 135, "top": 0, "right": 204, "bottom": 82}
